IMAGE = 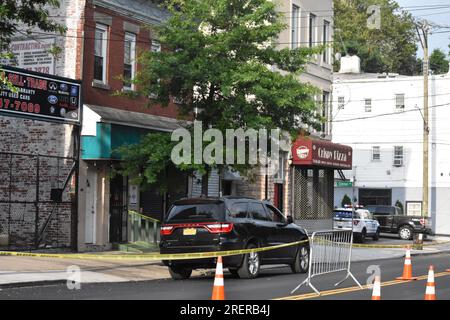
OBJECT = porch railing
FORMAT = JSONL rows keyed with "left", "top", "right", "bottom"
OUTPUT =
{"left": 128, "top": 211, "right": 160, "bottom": 244}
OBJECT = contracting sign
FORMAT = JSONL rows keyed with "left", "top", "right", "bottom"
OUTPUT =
{"left": 3, "top": 38, "right": 56, "bottom": 75}
{"left": 0, "top": 66, "right": 81, "bottom": 124}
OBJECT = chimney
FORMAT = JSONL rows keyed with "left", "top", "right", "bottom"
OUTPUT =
{"left": 339, "top": 54, "right": 361, "bottom": 74}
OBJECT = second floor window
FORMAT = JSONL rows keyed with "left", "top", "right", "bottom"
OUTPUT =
{"left": 338, "top": 96, "right": 345, "bottom": 109}
{"left": 395, "top": 94, "right": 405, "bottom": 111}
{"left": 323, "top": 20, "right": 330, "bottom": 63}
{"left": 309, "top": 14, "right": 316, "bottom": 47}
{"left": 123, "top": 32, "right": 136, "bottom": 90}
{"left": 291, "top": 5, "right": 300, "bottom": 49}
{"left": 372, "top": 146, "right": 381, "bottom": 161}
{"left": 365, "top": 98, "right": 372, "bottom": 112}
{"left": 94, "top": 24, "right": 108, "bottom": 83}
{"left": 394, "top": 146, "right": 404, "bottom": 167}
{"left": 322, "top": 91, "right": 330, "bottom": 133}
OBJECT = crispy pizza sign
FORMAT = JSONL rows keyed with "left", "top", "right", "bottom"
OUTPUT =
{"left": 0, "top": 66, "right": 81, "bottom": 123}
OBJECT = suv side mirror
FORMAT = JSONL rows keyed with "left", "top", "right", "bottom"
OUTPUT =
{"left": 287, "top": 215, "right": 294, "bottom": 224}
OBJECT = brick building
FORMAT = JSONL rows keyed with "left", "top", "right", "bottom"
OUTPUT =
{"left": 0, "top": 0, "right": 85, "bottom": 250}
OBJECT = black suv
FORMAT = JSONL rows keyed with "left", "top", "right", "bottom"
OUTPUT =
{"left": 159, "top": 197, "right": 309, "bottom": 280}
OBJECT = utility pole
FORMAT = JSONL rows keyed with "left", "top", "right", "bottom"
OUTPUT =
{"left": 416, "top": 21, "right": 430, "bottom": 218}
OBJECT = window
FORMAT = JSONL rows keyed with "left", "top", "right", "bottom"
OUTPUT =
{"left": 394, "top": 146, "right": 404, "bottom": 167}
{"left": 94, "top": 24, "right": 108, "bottom": 83}
{"left": 265, "top": 205, "right": 286, "bottom": 223}
{"left": 309, "top": 14, "right": 316, "bottom": 47}
{"left": 229, "top": 202, "right": 248, "bottom": 219}
{"left": 323, "top": 20, "right": 330, "bottom": 63}
{"left": 365, "top": 98, "right": 372, "bottom": 112}
{"left": 248, "top": 203, "right": 270, "bottom": 221}
{"left": 273, "top": 154, "right": 285, "bottom": 183}
{"left": 395, "top": 94, "right": 405, "bottom": 111}
{"left": 372, "top": 146, "right": 381, "bottom": 161}
{"left": 322, "top": 91, "right": 330, "bottom": 133}
{"left": 338, "top": 96, "right": 345, "bottom": 109}
{"left": 291, "top": 5, "right": 300, "bottom": 49}
{"left": 151, "top": 39, "right": 161, "bottom": 52}
{"left": 123, "top": 32, "right": 136, "bottom": 90}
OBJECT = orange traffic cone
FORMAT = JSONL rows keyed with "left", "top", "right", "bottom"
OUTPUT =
{"left": 371, "top": 275, "right": 381, "bottom": 300}
{"left": 211, "top": 256, "right": 225, "bottom": 300}
{"left": 396, "top": 248, "right": 418, "bottom": 280}
{"left": 424, "top": 265, "right": 437, "bottom": 300}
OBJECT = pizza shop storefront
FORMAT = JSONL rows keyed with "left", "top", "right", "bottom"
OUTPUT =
{"left": 290, "top": 138, "right": 353, "bottom": 232}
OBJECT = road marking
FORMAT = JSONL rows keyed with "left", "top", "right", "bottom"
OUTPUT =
{"left": 275, "top": 271, "right": 450, "bottom": 300}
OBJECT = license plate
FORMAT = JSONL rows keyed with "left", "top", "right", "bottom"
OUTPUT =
{"left": 183, "top": 228, "right": 197, "bottom": 236}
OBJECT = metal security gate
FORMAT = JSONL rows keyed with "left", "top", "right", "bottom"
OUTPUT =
{"left": 109, "top": 175, "right": 128, "bottom": 243}
{"left": 0, "top": 152, "right": 76, "bottom": 250}
{"left": 292, "top": 167, "right": 334, "bottom": 233}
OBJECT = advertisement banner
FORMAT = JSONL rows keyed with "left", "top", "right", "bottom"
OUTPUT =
{"left": 0, "top": 66, "right": 81, "bottom": 124}
{"left": 2, "top": 38, "right": 56, "bottom": 75}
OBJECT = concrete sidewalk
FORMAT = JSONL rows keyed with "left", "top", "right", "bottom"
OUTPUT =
{"left": 1, "top": 236, "right": 449, "bottom": 288}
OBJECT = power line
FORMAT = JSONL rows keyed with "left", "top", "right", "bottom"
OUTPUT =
{"left": 329, "top": 102, "right": 450, "bottom": 123}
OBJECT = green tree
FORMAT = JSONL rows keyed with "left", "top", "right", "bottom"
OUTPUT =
{"left": 341, "top": 194, "right": 352, "bottom": 207}
{"left": 117, "top": 0, "right": 322, "bottom": 189}
{"left": 334, "top": 0, "right": 418, "bottom": 75}
{"left": 429, "top": 48, "right": 449, "bottom": 75}
{"left": 1, "top": 0, "right": 66, "bottom": 87}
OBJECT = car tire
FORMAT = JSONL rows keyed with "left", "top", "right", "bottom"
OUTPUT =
{"left": 228, "top": 268, "right": 239, "bottom": 277}
{"left": 168, "top": 265, "right": 192, "bottom": 280}
{"left": 290, "top": 244, "right": 309, "bottom": 274}
{"left": 373, "top": 228, "right": 380, "bottom": 241}
{"left": 399, "top": 225, "right": 413, "bottom": 240}
{"left": 356, "top": 229, "right": 366, "bottom": 243}
{"left": 237, "top": 243, "right": 260, "bottom": 279}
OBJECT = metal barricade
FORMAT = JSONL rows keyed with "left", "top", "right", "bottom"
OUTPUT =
{"left": 291, "top": 230, "right": 362, "bottom": 295}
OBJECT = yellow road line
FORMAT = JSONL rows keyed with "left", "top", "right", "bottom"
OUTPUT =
{"left": 275, "top": 271, "right": 450, "bottom": 300}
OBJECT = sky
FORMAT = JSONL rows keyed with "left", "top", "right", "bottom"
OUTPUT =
{"left": 396, "top": 0, "right": 450, "bottom": 58}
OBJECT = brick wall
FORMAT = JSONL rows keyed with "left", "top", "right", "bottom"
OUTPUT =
{"left": 0, "top": 116, "right": 76, "bottom": 249}
{"left": 82, "top": 1, "right": 181, "bottom": 119}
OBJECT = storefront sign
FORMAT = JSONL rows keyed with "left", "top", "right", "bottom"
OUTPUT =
{"left": 2, "top": 38, "right": 55, "bottom": 75}
{"left": 336, "top": 181, "right": 353, "bottom": 187}
{"left": 292, "top": 138, "right": 352, "bottom": 169}
{"left": 0, "top": 66, "right": 81, "bottom": 123}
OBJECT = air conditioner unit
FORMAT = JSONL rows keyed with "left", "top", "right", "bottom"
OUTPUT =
{"left": 393, "top": 158, "right": 403, "bottom": 167}
{"left": 172, "top": 96, "right": 184, "bottom": 104}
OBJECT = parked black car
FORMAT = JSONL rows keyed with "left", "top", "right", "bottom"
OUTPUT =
{"left": 365, "top": 205, "right": 433, "bottom": 240}
{"left": 159, "top": 197, "right": 309, "bottom": 280}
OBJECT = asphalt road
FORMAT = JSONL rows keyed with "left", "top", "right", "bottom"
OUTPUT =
{"left": 0, "top": 252, "right": 449, "bottom": 300}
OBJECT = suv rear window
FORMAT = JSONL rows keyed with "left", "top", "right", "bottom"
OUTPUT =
{"left": 165, "top": 202, "right": 225, "bottom": 222}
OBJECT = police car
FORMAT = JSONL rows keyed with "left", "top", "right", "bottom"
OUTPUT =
{"left": 333, "top": 207, "right": 381, "bottom": 243}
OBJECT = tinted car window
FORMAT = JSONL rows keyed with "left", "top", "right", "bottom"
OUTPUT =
{"left": 248, "top": 203, "right": 270, "bottom": 221}
{"left": 265, "top": 205, "right": 286, "bottom": 223}
{"left": 229, "top": 202, "right": 248, "bottom": 219}
{"left": 165, "top": 203, "right": 225, "bottom": 222}
{"left": 366, "top": 206, "right": 388, "bottom": 215}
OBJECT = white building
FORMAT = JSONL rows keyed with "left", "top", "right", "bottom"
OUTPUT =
{"left": 332, "top": 56, "right": 450, "bottom": 236}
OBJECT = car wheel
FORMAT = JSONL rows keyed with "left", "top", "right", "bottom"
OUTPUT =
{"left": 399, "top": 226, "right": 413, "bottom": 240}
{"left": 373, "top": 228, "right": 380, "bottom": 241}
{"left": 228, "top": 268, "right": 239, "bottom": 277}
{"left": 291, "top": 244, "right": 309, "bottom": 274}
{"left": 356, "top": 230, "right": 366, "bottom": 243}
{"left": 168, "top": 265, "right": 192, "bottom": 280}
{"left": 237, "top": 243, "right": 260, "bottom": 279}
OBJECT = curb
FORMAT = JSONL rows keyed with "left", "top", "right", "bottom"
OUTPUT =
{"left": 0, "top": 279, "right": 66, "bottom": 289}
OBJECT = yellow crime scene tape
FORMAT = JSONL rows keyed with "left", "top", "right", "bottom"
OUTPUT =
{"left": 128, "top": 210, "right": 160, "bottom": 223}
{"left": 314, "top": 238, "right": 450, "bottom": 249}
{"left": 0, "top": 239, "right": 309, "bottom": 261}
